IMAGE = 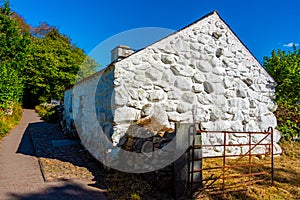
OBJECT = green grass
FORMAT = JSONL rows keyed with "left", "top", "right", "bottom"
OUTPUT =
{"left": 0, "top": 103, "right": 22, "bottom": 139}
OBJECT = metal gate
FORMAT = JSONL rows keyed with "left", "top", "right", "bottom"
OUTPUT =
{"left": 189, "top": 124, "right": 274, "bottom": 196}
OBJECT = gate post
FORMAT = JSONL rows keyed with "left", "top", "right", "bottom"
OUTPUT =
{"left": 174, "top": 123, "right": 193, "bottom": 199}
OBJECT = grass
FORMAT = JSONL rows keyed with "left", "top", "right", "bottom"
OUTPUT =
{"left": 0, "top": 103, "right": 22, "bottom": 139}
{"left": 197, "top": 141, "right": 300, "bottom": 200}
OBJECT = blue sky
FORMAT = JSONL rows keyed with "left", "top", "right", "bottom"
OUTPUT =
{"left": 9, "top": 0, "right": 300, "bottom": 66}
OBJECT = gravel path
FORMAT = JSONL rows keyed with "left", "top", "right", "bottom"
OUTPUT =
{"left": 0, "top": 109, "right": 106, "bottom": 200}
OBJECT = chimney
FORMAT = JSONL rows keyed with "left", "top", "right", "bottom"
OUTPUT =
{"left": 111, "top": 45, "right": 135, "bottom": 63}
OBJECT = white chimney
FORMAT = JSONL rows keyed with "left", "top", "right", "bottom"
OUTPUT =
{"left": 111, "top": 45, "right": 135, "bottom": 63}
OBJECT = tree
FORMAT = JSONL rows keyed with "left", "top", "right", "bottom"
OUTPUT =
{"left": 0, "top": 1, "right": 30, "bottom": 108}
{"left": 264, "top": 46, "right": 300, "bottom": 104}
{"left": 23, "top": 27, "right": 98, "bottom": 106}
{"left": 0, "top": 1, "right": 99, "bottom": 108}
{"left": 264, "top": 46, "right": 300, "bottom": 140}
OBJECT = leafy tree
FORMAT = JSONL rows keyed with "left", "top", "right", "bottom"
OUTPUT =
{"left": 0, "top": 1, "right": 30, "bottom": 108}
{"left": 264, "top": 46, "right": 300, "bottom": 140}
{"left": 0, "top": 1, "right": 99, "bottom": 108}
{"left": 23, "top": 27, "right": 98, "bottom": 106}
{"left": 11, "top": 12, "right": 31, "bottom": 33}
{"left": 264, "top": 46, "right": 300, "bottom": 104}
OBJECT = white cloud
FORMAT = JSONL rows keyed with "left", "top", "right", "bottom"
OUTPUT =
{"left": 283, "top": 42, "right": 299, "bottom": 47}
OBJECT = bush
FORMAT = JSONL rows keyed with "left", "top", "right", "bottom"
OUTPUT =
{"left": 35, "top": 104, "right": 60, "bottom": 123}
{"left": 264, "top": 47, "right": 300, "bottom": 141}
{"left": 275, "top": 102, "right": 300, "bottom": 141}
{"left": 0, "top": 102, "right": 22, "bottom": 138}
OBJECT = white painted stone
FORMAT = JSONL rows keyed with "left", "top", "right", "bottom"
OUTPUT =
{"left": 161, "top": 100, "right": 177, "bottom": 112}
{"left": 224, "top": 90, "right": 235, "bottom": 99}
{"left": 207, "top": 73, "right": 223, "bottom": 83}
{"left": 114, "top": 107, "right": 140, "bottom": 123}
{"left": 137, "top": 88, "right": 149, "bottom": 100}
{"left": 238, "top": 63, "right": 249, "bottom": 73}
{"left": 204, "top": 45, "right": 214, "bottom": 54}
{"left": 167, "top": 90, "right": 181, "bottom": 100}
{"left": 231, "top": 121, "right": 243, "bottom": 131}
{"left": 151, "top": 62, "right": 166, "bottom": 71}
{"left": 213, "top": 83, "right": 225, "bottom": 95}
{"left": 212, "top": 66, "right": 226, "bottom": 75}
{"left": 232, "top": 110, "right": 244, "bottom": 121}
{"left": 127, "top": 100, "right": 145, "bottom": 110}
{"left": 170, "top": 64, "right": 194, "bottom": 77}
{"left": 192, "top": 84, "right": 204, "bottom": 93}
{"left": 236, "top": 87, "right": 247, "bottom": 98}
{"left": 226, "top": 70, "right": 237, "bottom": 77}
{"left": 134, "top": 73, "right": 145, "bottom": 82}
{"left": 127, "top": 88, "right": 138, "bottom": 100}
{"left": 221, "top": 112, "right": 233, "bottom": 120}
{"left": 161, "top": 69, "right": 176, "bottom": 84}
{"left": 193, "top": 73, "right": 206, "bottom": 83}
{"left": 273, "top": 143, "right": 282, "bottom": 154}
{"left": 190, "top": 43, "right": 200, "bottom": 51}
{"left": 148, "top": 89, "right": 166, "bottom": 101}
{"left": 181, "top": 92, "right": 196, "bottom": 104}
{"left": 167, "top": 112, "right": 182, "bottom": 122}
{"left": 248, "top": 89, "right": 260, "bottom": 100}
{"left": 180, "top": 111, "right": 193, "bottom": 122}
{"left": 175, "top": 39, "right": 189, "bottom": 52}
{"left": 174, "top": 76, "right": 192, "bottom": 91}
{"left": 210, "top": 107, "right": 222, "bottom": 121}
{"left": 154, "top": 80, "right": 171, "bottom": 91}
{"left": 196, "top": 60, "right": 212, "bottom": 72}
{"left": 259, "top": 112, "right": 277, "bottom": 130}
{"left": 210, "top": 95, "right": 226, "bottom": 106}
{"left": 114, "top": 87, "right": 128, "bottom": 106}
{"left": 161, "top": 54, "right": 174, "bottom": 64}
{"left": 201, "top": 121, "right": 214, "bottom": 131}
{"left": 141, "top": 79, "right": 153, "bottom": 90}
{"left": 223, "top": 77, "right": 235, "bottom": 88}
{"left": 273, "top": 129, "right": 281, "bottom": 143}
{"left": 136, "top": 63, "right": 151, "bottom": 70}
{"left": 227, "top": 98, "right": 240, "bottom": 108}
{"left": 197, "top": 93, "right": 212, "bottom": 105}
{"left": 193, "top": 107, "right": 211, "bottom": 122}
{"left": 145, "top": 68, "right": 162, "bottom": 81}
{"left": 177, "top": 102, "right": 192, "bottom": 113}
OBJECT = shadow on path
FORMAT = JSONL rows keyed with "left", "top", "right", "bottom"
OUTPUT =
{"left": 16, "top": 124, "right": 36, "bottom": 156}
{"left": 15, "top": 121, "right": 107, "bottom": 196}
{"left": 8, "top": 179, "right": 106, "bottom": 200}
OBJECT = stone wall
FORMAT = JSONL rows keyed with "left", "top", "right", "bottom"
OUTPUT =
{"left": 63, "top": 66, "right": 116, "bottom": 163}
{"left": 113, "top": 12, "right": 281, "bottom": 155}
{"left": 63, "top": 12, "right": 281, "bottom": 162}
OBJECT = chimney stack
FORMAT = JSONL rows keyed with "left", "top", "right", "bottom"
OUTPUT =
{"left": 111, "top": 45, "right": 135, "bottom": 63}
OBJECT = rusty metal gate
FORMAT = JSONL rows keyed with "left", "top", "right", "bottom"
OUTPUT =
{"left": 189, "top": 124, "right": 274, "bottom": 196}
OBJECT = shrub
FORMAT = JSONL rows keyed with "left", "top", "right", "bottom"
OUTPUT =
{"left": 0, "top": 102, "right": 22, "bottom": 138}
{"left": 275, "top": 102, "right": 300, "bottom": 141}
{"left": 35, "top": 104, "right": 60, "bottom": 123}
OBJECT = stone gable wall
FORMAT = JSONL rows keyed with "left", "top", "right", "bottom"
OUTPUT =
{"left": 63, "top": 13, "right": 281, "bottom": 160}
{"left": 113, "top": 13, "right": 281, "bottom": 155}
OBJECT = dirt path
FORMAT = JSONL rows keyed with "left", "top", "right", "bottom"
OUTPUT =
{"left": 0, "top": 109, "right": 106, "bottom": 200}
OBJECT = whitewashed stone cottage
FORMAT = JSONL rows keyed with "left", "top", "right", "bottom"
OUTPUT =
{"left": 64, "top": 11, "right": 281, "bottom": 166}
